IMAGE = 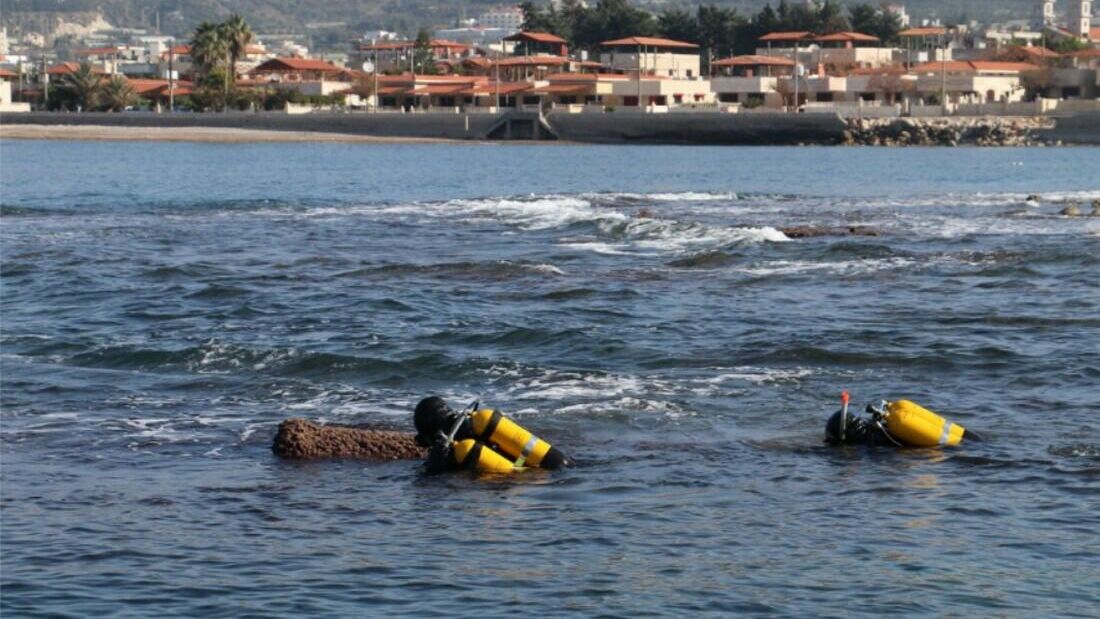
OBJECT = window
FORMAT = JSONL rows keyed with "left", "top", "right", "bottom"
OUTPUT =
{"left": 718, "top": 93, "right": 739, "bottom": 103}
{"left": 816, "top": 92, "right": 834, "bottom": 102}
{"left": 859, "top": 92, "right": 875, "bottom": 101}
{"left": 673, "top": 94, "right": 684, "bottom": 103}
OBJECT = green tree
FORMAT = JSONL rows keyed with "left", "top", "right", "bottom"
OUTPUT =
{"left": 189, "top": 20, "right": 228, "bottom": 79}
{"left": 220, "top": 14, "right": 254, "bottom": 80}
{"left": 658, "top": 9, "right": 699, "bottom": 44}
{"left": 100, "top": 75, "right": 137, "bottom": 111}
{"left": 573, "top": 0, "right": 657, "bottom": 49}
{"left": 848, "top": 3, "right": 900, "bottom": 43}
{"left": 411, "top": 28, "right": 439, "bottom": 74}
{"left": 697, "top": 4, "right": 745, "bottom": 59}
{"left": 59, "top": 61, "right": 101, "bottom": 111}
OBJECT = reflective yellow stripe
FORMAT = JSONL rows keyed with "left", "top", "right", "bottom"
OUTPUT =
{"left": 514, "top": 436, "right": 539, "bottom": 468}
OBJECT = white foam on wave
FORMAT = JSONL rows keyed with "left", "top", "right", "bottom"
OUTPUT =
{"left": 505, "top": 370, "right": 654, "bottom": 400}
{"left": 585, "top": 191, "right": 737, "bottom": 202}
{"left": 702, "top": 367, "right": 814, "bottom": 386}
{"left": 737, "top": 257, "right": 914, "bottom": 277}
{"left": 444, "top": 196, "right": 624, "bottom": 230}
{"left": 523, "top": 263, "right": 566, "bottom": 276}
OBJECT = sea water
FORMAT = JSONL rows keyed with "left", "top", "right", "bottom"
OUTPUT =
{"left": 2, "top": 142, "right": 1098, "bottom": 617}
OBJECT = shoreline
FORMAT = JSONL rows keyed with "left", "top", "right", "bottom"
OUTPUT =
{"left": 0, "top": 124, "right": 463, "bottom": 144}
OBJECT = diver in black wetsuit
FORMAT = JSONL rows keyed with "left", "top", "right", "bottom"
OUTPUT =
{"left": 824, "top": 394, "right": 982, "bottom": 447}
{"left": 413, "top": 396, "right": 572, "bottom": 474}
{"left": 824, "top": 407, "right": 896, "bottom": 446}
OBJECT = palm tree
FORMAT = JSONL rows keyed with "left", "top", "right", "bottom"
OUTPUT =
{"left": 100, "top": 75, "right": 137, "bottom": 112}
{"left": 59, "top": 61, "right": 102, "bottom": 111}
{"left": 220, "top": 14, "right": 254, "bottom": 81}
{"left": 189, "top": 20, "right": 228, "bottom": 78}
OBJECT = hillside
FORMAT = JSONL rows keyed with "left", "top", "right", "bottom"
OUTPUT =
{"left": 2, "top": 0, "right": 1041, "bottom": 40}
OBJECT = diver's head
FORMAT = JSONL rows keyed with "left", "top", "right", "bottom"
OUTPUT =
{"left": 414, "top": 396, "right": 455, "bottom": 447}
{"left": 825, "top": 409, "right": 866, "bottom": 445}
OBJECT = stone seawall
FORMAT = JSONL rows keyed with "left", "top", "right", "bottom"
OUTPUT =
{"left": 1037, "top": 111, "right": 1100, "bottom": 146}
{"left": 548, "top": 111, "right": 846, "bottom": 145}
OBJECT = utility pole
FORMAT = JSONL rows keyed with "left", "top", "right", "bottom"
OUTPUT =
{"left": 224, "top": 48, "right": 231, "bottom": 113}
{"left": 940, "top": 33, "right": 947, "bottom": 116}
{"left": 42, "top": 56, "right": 48, "bottom": 108}
{"left": 495, "top": 38, "right": 501, "bottom": 110}
{"left": 792, "top": 40, "right": 799, "bottom": 113}
{"left": 168, "top": 40, "right": 175, "bottom": 112}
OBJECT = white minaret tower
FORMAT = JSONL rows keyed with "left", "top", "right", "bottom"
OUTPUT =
{"left": 1034, "top": 0, "right": 1057, "bottom": 30}
{"left": 1069, "top": 1, "right": 1092, "bottom": 38}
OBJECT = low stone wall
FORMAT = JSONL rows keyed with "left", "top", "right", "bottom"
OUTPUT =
{"left": 1038, "top": 111, "right": 1100, "bottom": 145}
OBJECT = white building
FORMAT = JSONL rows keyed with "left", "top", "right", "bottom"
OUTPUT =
{"left": 886, "top": 4, "right": 911, "bottom": 28}
{"left": 1069, "top": 1, "right": 1093, "bottom": 38}
{"left": 477, "top": 6, "right": 525, "bottom": 31}
{"left": 1034, "top": 0, "right": 1057, "bottom": 30}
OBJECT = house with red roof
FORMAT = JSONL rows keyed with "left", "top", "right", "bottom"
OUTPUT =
{"left": 709, "top": 55, "right": 794, "bottom": 108}
{"left": 600, "top": 37, "right": 701, "bottom": 79}
{"left": 353, "top": 39, "right": 471, "bottom": 73}
{"left": 757, "top": 31, "right": 902, "bottom": 73}
{"left": 0, "top": 67, "right": 31, "bottom": 112}
{"left": 249, "top": 57, "right": 354, "bottom": 96}
{"left": 504, "top": 32, "right": 569, "bottom": 58}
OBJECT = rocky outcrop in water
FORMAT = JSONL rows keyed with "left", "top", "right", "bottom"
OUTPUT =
{"left": 843, "top": 117, "right": 1052, "bottom": 147}
{"left": 273, "top": 418, "right": 425, "bottom": 460}
{"left": 779, "top": 226, "right": 881, "bottom": 239}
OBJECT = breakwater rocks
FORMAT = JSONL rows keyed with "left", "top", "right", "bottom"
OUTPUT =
{"left": 779, "top": 225, "right": 881, "bottom": 239}
{"left": 272, "top": 418, "right": 425, "bottom": 460}
{"left": 842, "top": 117, "right": 1053, "bottom": 147}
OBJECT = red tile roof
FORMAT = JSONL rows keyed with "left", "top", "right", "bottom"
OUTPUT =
{"left": 359, "top": 39, "right": 469, "bottom": 51}
{"left": 601, "top": 36, "right": 698, "bottom": 49}
{"left": 47, "top": 62, "right": 107, "bottom": 75}
{"left": 814, "top": 31, "right": 880, "bottom": 43}
{"left": 494, "top": 55, "right": 572, "bottom": 67}
{"left": 162, "top": 45, "right": 191, "bottom": 57}
{"left": 505, "top": 31, "right": 567, "bottom": 44}
{"left": 711, "top": 55, "right": 795, "bottom": 67}
{"left": 529, "top": 83, "right": 590, "bottom": 95}
{"left": 909, "top": 60, "right": 1038, "bottom": 73}
{"left": 0, "top": 68, "right": 18, "bottom": 78}
{"left": 759, "top": 31, "right": 813, "bottom": 42}
{"left": 899, "top": 27, "right": 947, "bottom": 37}
{"left": 1011, "top": 45, "right": 1061, "bottom": 59}
{"left": 252, "top": 57, "right": 343, "bottom": 73}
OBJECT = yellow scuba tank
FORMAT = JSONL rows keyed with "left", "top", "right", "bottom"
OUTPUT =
{"left": 451, "top": 439, "right": 517, "bottom": 474}
{"left": 468, "top": 409, "right": 568, "bottom": 469}
{"left": 884, "top": 400, "right": 966, "bottom": 447}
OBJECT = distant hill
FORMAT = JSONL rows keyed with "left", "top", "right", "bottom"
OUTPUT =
{"left": 2, "top": 0, "right": 1042, "bottom": 42}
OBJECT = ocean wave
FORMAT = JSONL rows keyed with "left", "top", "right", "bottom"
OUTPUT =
{"left": 336, "top": 259, "right": 564, "bottom": 281}
{"left": 736, "top": 257, "right": 915, "bottom": 277}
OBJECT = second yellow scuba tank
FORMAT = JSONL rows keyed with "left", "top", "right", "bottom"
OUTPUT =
{"left": 468, "top": 408, "right": 569, "bottom": 469}
{"left": 883, "top": 400, "right": 966, "bottom": 447}
{"left": 451, "top": 439, "right": 517, "bottom": 474}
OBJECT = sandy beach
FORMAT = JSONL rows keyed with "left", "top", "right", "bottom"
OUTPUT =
{"left": 0, "top": 124, "right": 457, "bottom": 144}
